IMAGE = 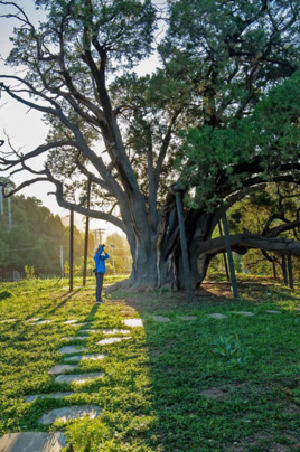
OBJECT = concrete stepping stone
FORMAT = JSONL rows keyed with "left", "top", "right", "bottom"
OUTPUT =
{"left": 38, "top": 405, "right": 102, "bottom": 425}
{"left": 266, "top": 310, "right": 281, "bottom": 314}
{"left": 58, "top": 346, "right": 87, "bottom": 355}
{"left": 64, "top": 354, "right": 107, "bottom": 362}
{"left": 63, "top": 320, "right": 78, "bottom": 324}
{"left": 97, "top": 337, "right": 130, "bottom": 345}
{"left": 206, "top": 313, "right": 228, "bottom": 319}
{"left": 25, "top": 318, "right": 40, "bottom": 322}
{"left": 199, "top": 387, "right": 227, "bottom": 398}
{"left": 80, "top": 328, "right": 130, "bottom": 334}
{"left": 0, "top": 432, "right": 66, "bottom": 452}
{"left": 48, "top": 365, "right": 78, "bottom": 375}
{"left": 233, "top": 311, "right": 255, "bottom": 317}
{"left": 152, "top": 316, "right": 170, "bottom": 322}
{"left": 62, "top": 336, "right": 87, "bottom": 341}
{"left": 24, "top": 392, "right": 74, "bottom": 403}
{"left": 181, "top": 316, "right": 197, "bottom": 321}
{"left": 80, "top": 329, "right": 102, "bottom": 333}
{"left": 70, "top": 322, "right": 89, "bottom": 327}
{"left": 30, "top": 320, "right": 53, "bottom": 325}
{"left": 102, "top": 329, "right": 130, "bottom": 335}
{"left": 55, "top": 373, "right": 104, "bottom": 385}
{"left": 0, "top": 318, "right": 18, "bottom": 323}
{"left": 122, "top": 318, "right": 143, "bottom": 327}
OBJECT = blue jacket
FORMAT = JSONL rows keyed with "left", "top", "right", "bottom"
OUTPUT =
{"left": 94, "top": 245, "right": 110, "bottom": 273}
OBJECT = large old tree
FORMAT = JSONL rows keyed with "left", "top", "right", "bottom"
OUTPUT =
{"left": 0, "top": 0, "right": 299, "bottom": 289}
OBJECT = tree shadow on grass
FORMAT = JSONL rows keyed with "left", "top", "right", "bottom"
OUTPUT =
{"left": 111, "top": 283, "right": 299, "bottom": 451}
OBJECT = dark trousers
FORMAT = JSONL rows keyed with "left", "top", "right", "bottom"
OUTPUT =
{"left": 95, "top": 272, "right": 104, "bottom": 301}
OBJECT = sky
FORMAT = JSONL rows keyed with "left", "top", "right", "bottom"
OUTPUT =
{"left": 0, "top": 0, "right": 163, "bottom": 237}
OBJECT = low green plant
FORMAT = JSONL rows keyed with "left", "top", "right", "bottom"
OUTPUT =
{"left": 0, "top": 290, "right": 14, "bottom": 300}
{"left": 211, "top": 335, "right": 247, "bottom": 363}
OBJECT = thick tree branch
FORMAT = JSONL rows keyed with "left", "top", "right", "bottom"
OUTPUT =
{"left": 45, "top": 167, "right": 126, "bottom": 232}
{"left": 4, "top": 177, "right": 49, "bottom": 197}
{"left": 198, "top": 233, "right": 300, "bottom": 257}
{"left": 0, "top": 140, "right": 77, "bottom": 166}
{"left": 265, "top": 218, "right": 300, "bottom": 238}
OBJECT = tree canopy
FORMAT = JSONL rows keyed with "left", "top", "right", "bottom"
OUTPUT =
{"left": 0, "top": 0, "right": 299, "bottom": 289}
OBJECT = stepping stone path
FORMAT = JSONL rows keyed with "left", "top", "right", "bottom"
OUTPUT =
{"left": 199, "top": 387, "right": 227, "bottom": 398}
{"left": 233, "top": 311, "right": 255, "bottom": 317}
{"left": 38, "top": 405, "right": 102, "bottom": 425}
{"left": 98, "top": 337, "right": 130, "bottom": 345}
{"left": 266, "top": 310, "right": 281, "bottom": 314}
{"left": 62, "top": 336, "right": 88, "bottom": 341}
{"left": 122, "top": 318, "right": 143, "bottom": 327}
{"left": 1, "top": 310, "right": 144, "bottom": 450}
{"left": 64, "top": 354, "right": 106, "bottom": 362}
{"left": 0, "top": 318, "right": 18, "bottom": 323}
{"left": 152, "top": 316, "right": 170, "bottom": 322}
{"left": 58, "top": 346, "right": 87, "bottom": 355}
{"left": 0, "top": 432, "right": 66, "bottom": 452}
{"left": 101, "top": 329, "right": 130, "bottom": 335}
{"left": 25, "top": 393, "right": 74, "bottom": 403}
{"left": 48, "top": 365, "right": 78, "bottom": 375}
{"left": 78, "top": 329, "right": 102, "bottom": 333}
{"left": 206, "top": 313, "right": 228, "bottom": 319}
{"left": 29, "top": 320, "right": 53, "bottom": 325}
{"left": 55, "top": 373, "right": 104, "bottom": 385}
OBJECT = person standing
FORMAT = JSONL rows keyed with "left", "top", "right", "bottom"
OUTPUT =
{"left": 94, "top": 244, "right": 110, "bottom": 303}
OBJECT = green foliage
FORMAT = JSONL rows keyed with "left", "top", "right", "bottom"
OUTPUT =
{"left": 0, "top": 195, "right": 94, "bottom": 278}
{"left": 211, "top": 335, "right": 247, "bottom": 363}
{"left": 1, "top": 0, "right": 300, "bottom": 289}
{"left": 178, "top": 71, "right": 300, "bottom": 210}
{"left": 0, "top": 290, "right": 13, "bottom": 300}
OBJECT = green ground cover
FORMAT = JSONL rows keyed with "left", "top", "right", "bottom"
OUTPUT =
{"left": 0, "top": 278, "right": 299, "bottom": 451}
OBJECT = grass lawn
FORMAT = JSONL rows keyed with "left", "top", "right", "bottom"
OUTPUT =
{"left": 0, "top": 277, "right": 299, "bottom": 451}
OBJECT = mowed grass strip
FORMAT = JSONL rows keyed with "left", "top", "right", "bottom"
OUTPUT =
{"left": 0, "top": 279, "right": 299, "bottom": 451}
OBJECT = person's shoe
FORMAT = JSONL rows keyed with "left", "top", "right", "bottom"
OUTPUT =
{"left": 100, "top": 299, "right": 105, "bottom": 303}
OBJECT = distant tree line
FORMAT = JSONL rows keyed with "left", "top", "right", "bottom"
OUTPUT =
{"left": 0, "top": 195, "right": 94, "bottom": 279}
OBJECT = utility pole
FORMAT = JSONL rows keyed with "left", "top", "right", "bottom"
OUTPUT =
{"left": 110, "top": 244, "right": 115, "bottom": 273}
{"left": 0, "top": 184, "right": 3, "bottom": 215}
{"left": 92, "top": 228, "right": 105, "bottom": 246}
{"left": 0, "top": 180, "right": 11, "bottom": 224}
{"left": 69, "top": 206, "right": 74, "bottom": 292}
{"left": 59, "top": 245, "right": 64, "bottom": 278}
{"left": 175, "top": 191, "right": 193, "bottom": 302}
{"left": 83, "top": 175, "right": 91, "bottom": 286}
{"left": 222, "top": 211, "right": 238, "bottom": 300}
{"left": 7, "top": 183, "right": 11, "bottom": 226}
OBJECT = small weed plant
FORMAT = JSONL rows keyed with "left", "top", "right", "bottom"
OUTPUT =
{"left": 211, "top": 335, "right": 247, "bottom": 363}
